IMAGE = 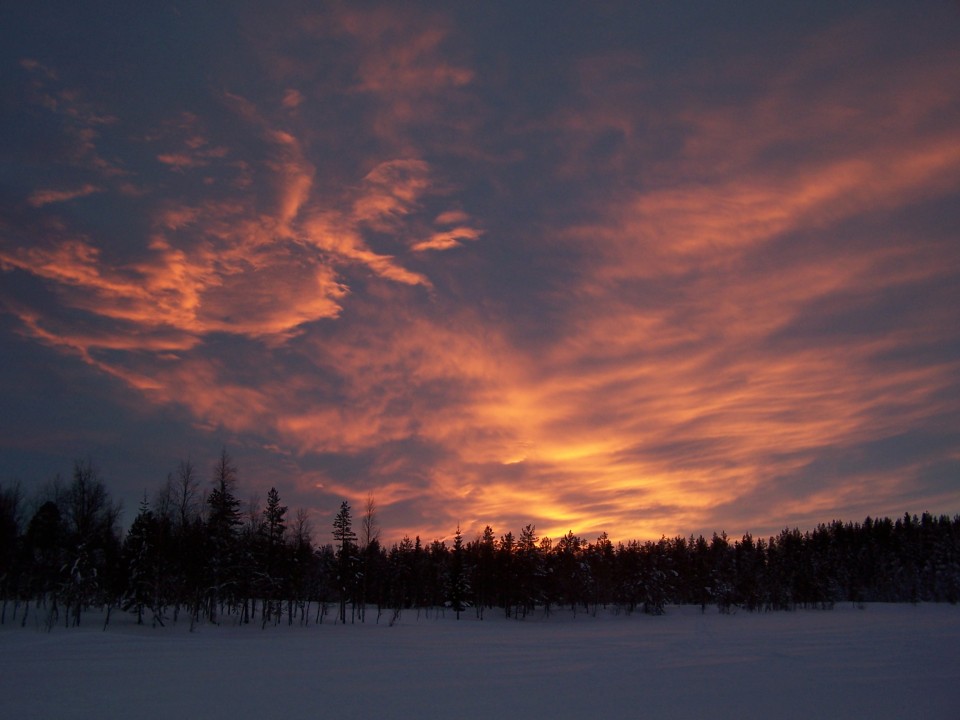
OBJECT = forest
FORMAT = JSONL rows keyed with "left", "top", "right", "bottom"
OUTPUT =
{"left": 2, "top": 452, "right": 959, "bottom": 631}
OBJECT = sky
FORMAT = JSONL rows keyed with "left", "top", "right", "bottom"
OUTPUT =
{"left": 2, "top": 1, "right": 959, "bottom": 545}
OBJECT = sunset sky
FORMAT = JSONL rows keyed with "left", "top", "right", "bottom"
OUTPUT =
{"left": 2, "top": 2, "right": 959, "bottom": 544}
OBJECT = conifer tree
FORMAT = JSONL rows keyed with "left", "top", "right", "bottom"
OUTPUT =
{"left": 122, "top": 499, "right": 162, "bottom": 625}
{"left": 259, "top": 487, "right": 287, "bottom": 625}
{"left": 450, "top": 525, "right": 468, "bottom": 619}
{"left": 206, "top": 449, "right": 241, "bottom": 623}
{"left": 332, "top": 501, "right": 356, "bottom": 623}
{"left": 517, "top": 524, "right": 542, "bottom": 617}
{"left": 471, "top": 525, "right": 497, "bottom": 619}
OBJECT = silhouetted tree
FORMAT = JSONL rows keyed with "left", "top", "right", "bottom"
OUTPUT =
{"left": 470, "top": 525, "right": 497, "bottom": 619}
{"left": 122, "top": 499, "right": 163, "bottom": 625}
{"left": 258, "top": 487, "right": 287, "bottom": 626}
{"left": 449, "top": 525, "right": 468, "bottom": 619}
{"left": 206, "top": 449, "right": 241, "bottom": 623}
{"left": 286, "top": 508, "right": 314, "bottom": 625}
{"left": 556, "top": 531, "right": 587, "bottom": 614}
{"left": 586, "top": 532, "right": 616, "bottom": 614}
{"left": 0, "top": 481, "right": 23, "bottom": 623}
{"left": 332, "top": 501, "right": 356, "bottom": 623}
{"left": 516, "top": 524, "right": 543, "bottom": 617}
{"left": 9, "top": 451, "right": 960, "bottom": 630}
{"left": 357, "top": 494, "right": 379, "bottom": 621}
{"left": 20, "top": 500, "right": 63, "bottom": 628}
{"left": 60, "top": 460, "right": 121, "bottom": 627}
{"left": 386, "top": 536, "right": 413, "bottom": 622}
{"left": 497, "top": 531, "right": 516, "bottom": 617}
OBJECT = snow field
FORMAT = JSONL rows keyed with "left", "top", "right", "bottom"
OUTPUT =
{"left": 1, "top": 603, "right": 957, "bottom": 719}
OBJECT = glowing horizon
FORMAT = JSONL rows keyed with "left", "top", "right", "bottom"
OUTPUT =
{"left": 2, "top": 3, "right": 959, "bottom": 544}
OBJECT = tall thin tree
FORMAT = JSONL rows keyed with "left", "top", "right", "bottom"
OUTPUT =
{"left": 206, "top": 449, "right": 240, "bottom": 623}
{"left": 332, "top": 501, "right": 356, "bottom": 623}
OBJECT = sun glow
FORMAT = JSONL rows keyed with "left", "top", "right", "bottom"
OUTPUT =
{"left": 3, "top": 3, "right": 959, "bottom": 544}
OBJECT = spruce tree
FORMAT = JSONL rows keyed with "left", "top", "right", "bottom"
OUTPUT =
{"left": 259, "top": 487, "right": 287, "bottom": 625}
{"left": 122, "top": 499, "right": 161, "bottom": 625}
{"left": 332, "top": 501, "right": 356, "bottom": 623}
{"left": 450, "top": 525, "right": 468, "bottom": 619}
{"left": 206, "top": 449, "right": 241, "bottom": 623}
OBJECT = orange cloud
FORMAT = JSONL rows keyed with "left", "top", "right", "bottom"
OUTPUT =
{"left": 157, "top": 153, "right": 203, "bottom": 170}
{"left": 351, "top": 159, "right": 432, "bottom": 231}
{"left": 411, "top": 226, "right": 483, "bottom": 252}
{"left": 340, "top": 10, "right": 473, "bottom": 96}
{"left": 5, "top": 73, "right": 472, "bottom": 355}
{"left": 282, "top": 88, "right": 304, "bottom": 109}
{"left": 4, "top": 6, "right": 958, "bottom": 546}
{"left": 27, "top": 184, "right": 102, "bottom": 207}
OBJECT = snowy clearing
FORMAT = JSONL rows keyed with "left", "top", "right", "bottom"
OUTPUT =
{"left": 1, "top": 603, "right": 958, "bottom": 719}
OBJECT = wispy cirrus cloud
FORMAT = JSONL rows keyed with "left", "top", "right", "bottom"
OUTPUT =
{"left": 2, "top": 4, "right": 958, "bottom": 544}
{"left": 468, "top": 11, "right": 960, "bottom": 539}
{"left": 27, "top": 184, "right": 102, "bottom": 208}
{"left": 3, "top": 54, "right": 476, "bottom": 353}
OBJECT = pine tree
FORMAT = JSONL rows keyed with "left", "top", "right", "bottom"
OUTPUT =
{"left": 332, "top": 501, "right": 356, "bottom": 623}
{"left": 449, "top": 525, "right": 468, "bottom": 619}
{"left": 556, "top": 531, "right": 586, "bottom": 614}
{"left": 259, "top": 487, "right": 287, "bottom": 625}
{"left": 206, "top": 449, "right": 241, "bottom": 623}
{"left": 122, "top": 499, "right": 161, "bottom": 625}
{"left": 516, "top": 524, "right": 543, "bottom": 617}
{"left": 472, "top": 525, "right": 497, "bottom": 619}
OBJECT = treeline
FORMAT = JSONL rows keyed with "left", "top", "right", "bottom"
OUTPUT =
{"left": 1, "top": 453, "right": 959, "bottom": 631}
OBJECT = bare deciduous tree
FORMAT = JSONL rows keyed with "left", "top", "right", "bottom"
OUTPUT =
{"left": 361, "top": 494, "right": 380, "bottom": 549}
{"left": 174, "top": 459, "right": 199, "bottom": 529}
{"left": 292, "top": 507, "right": 312, "bottom": 547}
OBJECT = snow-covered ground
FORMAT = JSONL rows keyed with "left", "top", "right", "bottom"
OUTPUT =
{"left": 2, "top": 603, "right": 957, "bottom": 719}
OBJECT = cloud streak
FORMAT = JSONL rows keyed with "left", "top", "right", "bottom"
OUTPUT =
{"left": 2, "top": 3, "right": 959, "bottom": 543}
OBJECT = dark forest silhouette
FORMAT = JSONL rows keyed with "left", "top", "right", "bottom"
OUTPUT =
{"left": 1, "top": 452, "right": 958, "bottom": 630}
